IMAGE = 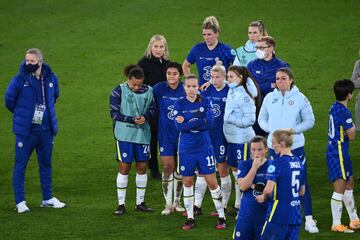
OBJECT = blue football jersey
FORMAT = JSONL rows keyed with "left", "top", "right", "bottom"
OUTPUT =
{"left": 201, "top": 85, "right": 229, "bottom": 144}
{"left": 173, "top": 96, "right": 214, "bottom": 153}
{"left": 186, "top": 42, "right": 235, "bottom": 86}
{"left": 328, "top": 101, "right": 353, "bottom": 147}
{"left": 237, "top": 159, "right": 269, "bottom": 224}
{"left": 153, "top": 82, "right": 185, "bottom": 143}
{"left": 265, "top": 155, "right": 305, "bottom": 225}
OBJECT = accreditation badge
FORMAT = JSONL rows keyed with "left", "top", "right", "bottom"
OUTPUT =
{"left": 32, "top": 104, "right": 46, "bottom": 125}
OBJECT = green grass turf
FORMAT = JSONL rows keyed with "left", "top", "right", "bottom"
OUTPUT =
{"left": 1, "top": 0, "right": 360, "bottom": 239}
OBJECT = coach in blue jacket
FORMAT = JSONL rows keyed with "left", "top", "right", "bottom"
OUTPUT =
{"left": 5, "top": 48, "right": 65, "bottom": 213}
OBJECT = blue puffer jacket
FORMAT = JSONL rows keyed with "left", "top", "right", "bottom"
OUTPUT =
{"left": 5, "top": 61, "right": 59, "bottom": 137}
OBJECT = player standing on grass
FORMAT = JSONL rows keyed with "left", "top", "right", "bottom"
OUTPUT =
{"left": 327, "top": 79, "right": 360, "bottom": 233}
{"left": 110, "top": 65, "right": 154, "bottom": 215}
{"left": 256, "top": 129, "right": 305, "bottom": 240}
{"left": 196, "top": 62, "right": 231, "bottom": 216}
{"left": 223, "top": 66, "right": 258, "bottom": 216}
{"left": 174, "top": 74, "right": 226, "bottom": 230}
{"left": 153, "top": 62, "right": 186, "bottom": 215}
{"left": 258, "top": 67, "right": 319, "bottom": 233}
{"left": 233, "top": 136, "right": 269, "bottom": 240}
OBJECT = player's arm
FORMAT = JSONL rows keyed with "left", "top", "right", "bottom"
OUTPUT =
{"left": 256, "top": 180, "right": 275, "bottom": 203}
{"left": 299, "top": 185, "right": 305, "bottom": 196}
{"left": 182, "top": 60, "right": 192, "bottom": 78}
{"left": 293, "top": 96, "right": 315, "bottom": 133}
{"left": 109, "top": 86, "right": 135, "bottom": 124}
{"left": 258, "top": 96, "right": 270, "bottom": 132}
{"left": 346, "top": 125, "right": 356, "bottom": 140}
{"left": 238, "top": 157, "right": 263, "bottom": 191}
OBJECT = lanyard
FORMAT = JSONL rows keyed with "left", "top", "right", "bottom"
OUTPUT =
{"left": 40, "top": 75, "right": 46, "bottom": 104}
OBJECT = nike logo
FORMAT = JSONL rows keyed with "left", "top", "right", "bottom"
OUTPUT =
{"left": 23, "top": 82, "right": 30, "bottom": 87}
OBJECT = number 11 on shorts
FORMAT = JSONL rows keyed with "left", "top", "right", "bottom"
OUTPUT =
{"left": 206, "top": 156, "right": 215, "bottom": 167}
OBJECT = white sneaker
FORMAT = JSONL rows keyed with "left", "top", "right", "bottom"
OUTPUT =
{"left": 305, "top": 219, "right": 319, "bottom": 233}
{"left": 41, "top": 197, "right": 66, "bottom": 208}
{"left": 16, "top": 201, "right": 30, "bottom": 213}
{"left": 173, "top": 202, "right": 185, "bottom": 212}
{"left": 161, "top": 205, "right": 173, "bottom": 215}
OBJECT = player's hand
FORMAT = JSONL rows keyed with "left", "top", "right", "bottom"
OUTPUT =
{"left": 200, "top": 81, "right": 211, "bottom": 91}
{"left": 271, "top": 83, "right": 276, "bottom": 88}
{"left": 134, "top": 116, "right": 145, "bottom": 125}
{"left": 175, "top": 116, "right": 184, "bottom": 123}
{"left": 252, "top": 157, "right": 263, "bottom": 170}
{"left": 256, "top": 194, "right": 265, "bottom": 203}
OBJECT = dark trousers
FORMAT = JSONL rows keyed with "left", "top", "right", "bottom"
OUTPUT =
{"left": 148, "top": 114, "right": 159, "bottom": 174}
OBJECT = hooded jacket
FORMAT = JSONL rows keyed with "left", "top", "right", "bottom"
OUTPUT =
{"left": 5, "top": 61, "right": 59, "bottom": 137}
{"left": 258, "top": 86, "right": 315, "bottom": 149}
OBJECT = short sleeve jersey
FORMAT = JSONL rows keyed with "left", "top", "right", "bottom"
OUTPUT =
{"left": 186, "top": 42, "right": 235, "bottom": 86}
{"left": 153, "top": 82, "right": 185, "bottom": 143}
{"left": 265, "top": 155, "right": 305, "bottom": 225}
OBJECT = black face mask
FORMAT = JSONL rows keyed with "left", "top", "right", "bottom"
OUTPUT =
{"left": 25, "top": 63, "right": 40, "bottom": 73}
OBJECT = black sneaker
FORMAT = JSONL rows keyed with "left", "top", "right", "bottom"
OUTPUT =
{"left": 227, "top": 206, "right": 239, "bottom": 216}
{"left": 216, "top": 217, "right": 226, "bottom": 230}
{"left": 114, "top": 204, "right": 125, "bottom": 216}
{"left": 182, "top": 218, "right": 196, "bottom": 230}
{"left": 135, "top": 202, "right": 154, "bottom": 212}
{"left": 194, "top": 205, "right": 202, "bottom": 216}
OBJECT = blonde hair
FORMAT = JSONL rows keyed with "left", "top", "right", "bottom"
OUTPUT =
{"left": 26, "top": 48, "right": 44, "bottom": 63}
{"left": 211, "top": 61, "right": 226, "bottom": 77}
{"left": 202, "top": 16, "right": 220, "bottom": 33}
{"left": 272, "top": 129, "right": 294, "bottom": 147}
{"left": 249, "top": 20, "right": 268, "bottom": 36}
{"left": 144, "top": 34, "right": 170, "bottom": 61}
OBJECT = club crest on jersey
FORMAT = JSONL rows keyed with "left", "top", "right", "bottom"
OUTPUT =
{"left": 244, "top": 97, "right": 250, "bottom": 103}
{"left": 346, "top": 118, "right": 353, "bottom": 124}
{"left": 288, "top": 100, "right": 294, "bottom": 105}
{"left": 267, "top": 165, "right": 276, "bottom": 173}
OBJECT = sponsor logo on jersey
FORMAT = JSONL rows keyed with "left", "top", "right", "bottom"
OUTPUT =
{"left": 256, "top": 70, "right": 261, "bottom": 74}
{"left": 211, "top": 104, "right": 221, "bottom": 117}
{"left": 267, "top": 165, "right": 276, "bottom": 173}
{"left": 203, "top": 65, "right": 213, "bottom": 81}
{"left": 167, "top": 105, "right": 176, "bottom": 120}
{"left": 290, "top": 200, "right": 301, "bottom": 206}
{"left": 346, "top": 118, "right": 353, "bottom": 124}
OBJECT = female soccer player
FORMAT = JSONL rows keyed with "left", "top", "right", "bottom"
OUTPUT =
{"left": 327, "top": 79, "right": 360, "bottom": 233}
{"left": 174, "top": 74, "right": 225, "bottom": 230}
{"left": 223, "top": 66, "right": 258, "bottom": 215}
{"left": 258, "top": 67, "right": 319, "bottom": 233}
{"left": 153, "top": 62, "right": 186, "bottom": 215}
{"left": 234, "top": 136, "right": 269, "bottom": 240}
{"left": 110, "top": 65, "right": 154, "bottom": 216}
{"left": 193, "top": 62, "right": 231, "bottom": 215}
{"left": 256, "top": 129, "right": 305, "bottom": 240}
{"left": 233, "top": 20, "right": 268, "bottom": 67}
{"left": 138, "top": 34, "right": 170, "bottom": 179}
{"left": 182, "top": 16, "right": 235, "bottom": 89}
